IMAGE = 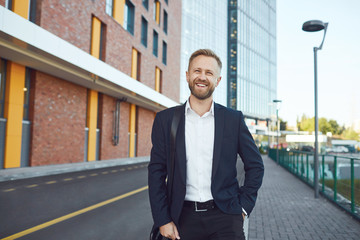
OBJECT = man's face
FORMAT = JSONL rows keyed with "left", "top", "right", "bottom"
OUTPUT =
{"left": 186, "top": 55, "right": 222, "bottom": 100}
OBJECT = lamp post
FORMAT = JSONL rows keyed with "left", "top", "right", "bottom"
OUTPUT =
{"left": 273, "top": 99, "right": 282, "bottom": 165}
{"left": 302, "top": 20, "right": 328, "bottom": 198}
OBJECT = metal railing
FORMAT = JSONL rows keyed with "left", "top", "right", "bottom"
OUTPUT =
{"left": 269, "top": 149, "right": 360, "bottom": 220}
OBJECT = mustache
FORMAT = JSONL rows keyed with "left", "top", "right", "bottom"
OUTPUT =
{"left": 193, "top": 79, "right": 209, "bottom": 85}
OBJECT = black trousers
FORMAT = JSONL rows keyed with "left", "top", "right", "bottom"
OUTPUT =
{"left": 178, "top": 205, "right": 245, "bottom": 240}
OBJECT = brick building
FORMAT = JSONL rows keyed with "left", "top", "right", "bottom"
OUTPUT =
{"left": 0, "top": 0, "right": 181, "bottom": 168}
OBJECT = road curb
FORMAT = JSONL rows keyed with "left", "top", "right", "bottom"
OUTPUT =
{"left": 0, "top": 156, "right": 150, "bottom": 182}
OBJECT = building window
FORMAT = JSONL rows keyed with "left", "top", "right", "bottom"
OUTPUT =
{"left": 153, "top": 30, "right": 158, "bottom": 57}
{"left": 105, "top": 0, "right": 114, "bottom": 16}
{"left": 99, "top": 23, "right": 106, "bottom": 61}
{"left": 155, "top": 67, "right": 162, "bottom": 93}
{"left": 162, "top": 41, "right": 167, "bottom": 65}
{"left": 6, "top": 0, "right": 12, "bottom": 10}
{"left": 29, "top": 0, "right": 37, "bottom": 23}
{"left": 164, "top": 0, "right": 168, "bottom": 5}
{"left": 0, "top": 59, "right": 6, "bottom": 118}
{"left": 163, "top": 10, "right": 168, "bottom": 34}
{"left": 23, "top": 68, "right": 31, "bottom": 120}
{"left": 142, "top": 0, "right": 149, "bottom": 10}
{"left": 7, "top": 0, "right": 36, "bottom": 22}
{"left": 141, "top": 16, "right": 148, "bottom": 47}
{"left": 131, "top": 48, "right": 141, "bottom": 81}
{"left": 124, "top": 0, "right": 135, "bottom": 35}
{"left": 106, "top": 0, "right": 134, "bottom": 35}
{"left": 90, "top": 16, "right": 106, "bottom": 61}
{"left": 128, "top": 104, "right": 138, "bottom": 157}
{"left": 153, "top": 0, "right": 160, "bottom": 25}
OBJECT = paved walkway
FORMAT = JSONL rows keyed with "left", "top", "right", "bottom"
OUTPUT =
{"left": 248, "top": 156, "right": 360, "bottom": 240}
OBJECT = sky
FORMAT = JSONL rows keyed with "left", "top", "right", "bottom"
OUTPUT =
{"left": 277, "top": 0, "right": 360, "bottom": 127}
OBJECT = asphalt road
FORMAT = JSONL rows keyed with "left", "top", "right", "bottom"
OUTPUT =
{"left": 0, "top": 162, "right": 152, "bottom": 240}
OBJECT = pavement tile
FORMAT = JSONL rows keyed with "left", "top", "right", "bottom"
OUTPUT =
{"left": 248, "top": 156, "right": 360, "bottom": 240}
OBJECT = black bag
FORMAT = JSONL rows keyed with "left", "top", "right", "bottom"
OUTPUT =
{"left": 149, "top": 106, "right": 182, "bottom": 240}
{"left": 149, "top": 225, "right": 165, "bottom": 240}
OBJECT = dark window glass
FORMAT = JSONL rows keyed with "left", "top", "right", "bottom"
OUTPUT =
{"left": 165, "top": 0, "right": 168, "bottom": 5}
{"left": 162, "top": 41, "right": 167, "bottom": 65}
{"left": 163, "top": 10, "right": 168, "bottom": 34}
{"left": 137, "top": 51, "right": 141, "bottom": 81}
{"left": 99, "top": 23, "right": 106, "bottom": 61}
{"left": 124, "top": 0, "right": 135, "bottom": 35}
{"left": 141, "top": 17, "right": 148, "bottom": 47}
{"left": 97, "top": 93, "right": 102, "bottom": 129}
{"left": 153, "top": 30, "right": 158, "bottom": 57}
{"left": 0, "top": 59, "right": 6, "bottom": 118}
{"left": 142, "top": 0, "right": 149, "bottom": 10}
{"left": 29, "top": 0, "right": 37, "bottom": 23}
{"left": 7, "top": 0, "right": 13, "bottom": 10}
{"left": 23, "top": 68, "right": 31, "bottom": 120}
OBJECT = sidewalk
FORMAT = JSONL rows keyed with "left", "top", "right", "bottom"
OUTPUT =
{"left": 248, "top": 156, "right": 360, "bottom": 240}
{"left": 0, "top": 156, "right": 149, "bottom": 182}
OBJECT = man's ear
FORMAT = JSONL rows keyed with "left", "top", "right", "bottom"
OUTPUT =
{"left": 186, "top": 71, "right": 190, "bottom": 83}
{"left": 216, "top": 76, "right": 222, "bottom": 87}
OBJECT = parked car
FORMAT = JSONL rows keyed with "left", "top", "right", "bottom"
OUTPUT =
{"left": 327, "top": 146, "right": 349, "bottom": 153}
{"left": 345, "top": 146, "right": 356, "bottom": 153}
{"left": 300, "top": 145, "right": 314, "bottom": 152}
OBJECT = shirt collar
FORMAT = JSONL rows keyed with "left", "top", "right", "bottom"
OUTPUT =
{"left": 185, "top": 99, "right": 215, "bottom": 117}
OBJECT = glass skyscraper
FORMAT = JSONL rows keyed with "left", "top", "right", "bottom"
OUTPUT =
{"left": 181, "top": 0, "right": 277, "bottom": 125}
{"left": 180, "top": 0, "right": 228, "bottom": 106}
{"left": 235, "top": 0, "right": 277, "bottom": 120}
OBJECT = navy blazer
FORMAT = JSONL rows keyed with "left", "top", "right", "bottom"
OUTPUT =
{"left": 148, "top": 103, "right": 264, "bottom": 228}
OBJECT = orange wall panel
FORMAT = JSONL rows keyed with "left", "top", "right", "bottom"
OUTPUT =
{"left": 3, "top": 62, "right": 25, "bottom": 168}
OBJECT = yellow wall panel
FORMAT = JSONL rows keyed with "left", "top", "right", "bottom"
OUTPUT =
{"left": 89, "top": 16, "right": 101, "bottom": 161}
{"left": 113, "top": 0, "right": 125, "bottom": 26}
{"left": 91, "top": 16, "right": 101, "bottom": 59}
{"left": 129, "top": 48, "right": 138, "bottom": 157}
{"left": 4, "top": 62, "right": 26, "bottom": 168}
{"left": 155, "top": 1, "right": 160, "bottom": 24}
{"left": 155, "top": 67, "right": 160, "bottom": 92}
{"left": 131, "top": 48, "right": 138, "bottom": 80}
{"left": 129, "top": 104, "right": 136, "bottom": 157}
{"left": 87, "top": 90, "right": 98, "bottom": 161}
{"left": 12, "top": 0, "right": 30, "bottom": 19}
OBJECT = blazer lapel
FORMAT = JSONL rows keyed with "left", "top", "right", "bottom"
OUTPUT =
{"left": 175, "top": 104, "right": 187, "bottom": 185}
{"left": 212, "top": 103, "right": 225, "bottom": 180}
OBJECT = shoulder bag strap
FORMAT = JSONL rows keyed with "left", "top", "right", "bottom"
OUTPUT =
{"left": 168, "top": 105, "right": 182, "bottom": 200}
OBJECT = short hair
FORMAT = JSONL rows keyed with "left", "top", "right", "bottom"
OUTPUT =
{"left": 188, "top": 49, "right": 222, "bottom": 71}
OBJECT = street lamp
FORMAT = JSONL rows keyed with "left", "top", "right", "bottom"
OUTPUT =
{"left": 273, "top": 99, "right": 282, "bottom": 165}
{"left": 302, "top": 20, "right": 329, "bottom": 198}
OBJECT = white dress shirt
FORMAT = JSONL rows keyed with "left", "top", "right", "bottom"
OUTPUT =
{"left": 184, "top": 100, "right": 215, "bottom": 202}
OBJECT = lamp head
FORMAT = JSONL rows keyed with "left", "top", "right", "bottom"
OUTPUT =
{"left": 302, "top": 20, "right": 326, "bottom": 32}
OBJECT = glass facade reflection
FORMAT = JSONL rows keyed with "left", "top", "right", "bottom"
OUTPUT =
{"left": 237, "top": 0, "right": 277, "bottom": 120}
{"left": 180, "top": 0, "right": 277, "bottom": 121}
{"left": 180, "top": 0, "right": 228, "bottom": 106}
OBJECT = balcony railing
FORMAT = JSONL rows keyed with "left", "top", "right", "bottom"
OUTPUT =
{"left": 268, "top": 149, "right": 360, "bottom": 220}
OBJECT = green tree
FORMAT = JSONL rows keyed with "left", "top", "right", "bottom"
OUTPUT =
{"left": 319, "top": 118, "right": 332, "bottom": 134}
{"left": 297, "top": 114, "right": 314, "bottom": 132}
{"left": 342, "top": 128, "right": 360, "bottom": 141}
{"left": 328, "top": 119, "right": 344, "bottom": 135}
{"left": 338, "top": 125, "right": 346, "bottom": 135}
{"left": 276, "top": 118, "right": 287, "bottom": 131}
{"left": 297, "top": 115, "right": 344, "bottom": 135}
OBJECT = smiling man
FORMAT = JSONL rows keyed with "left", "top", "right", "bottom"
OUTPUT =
{"left": 148, "top": 49, "right": 264, "bottom": 240}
